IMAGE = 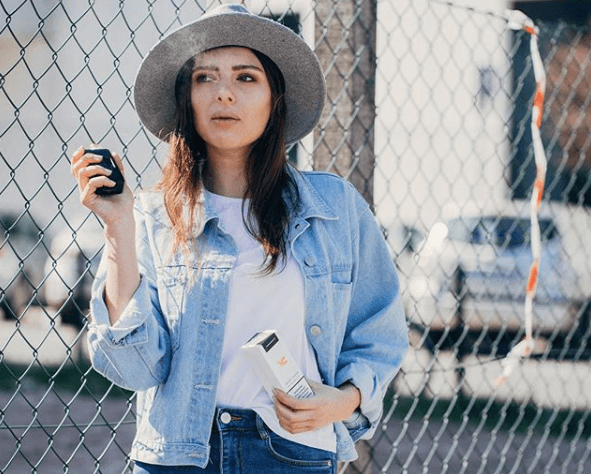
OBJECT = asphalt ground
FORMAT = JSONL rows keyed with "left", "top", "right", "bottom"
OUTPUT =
{"left": 2, "top": 310, "right": 591, "bottom": 473}
{"left": 3, "top": 386, "right": 591, "bottom": 474}
{"left": 370, "top": 413, "right": 591, "bottom": 473}
{"left": 0, "top": 387, "right": 135, "bottom": 474}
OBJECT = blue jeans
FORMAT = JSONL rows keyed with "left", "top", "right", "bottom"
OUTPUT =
{"left": 132, "top": 408, "right": 337, "bottom": 473}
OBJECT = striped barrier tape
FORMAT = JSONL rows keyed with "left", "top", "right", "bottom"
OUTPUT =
{"left": 494, "top": 10, "right": 547, "bottom": 386}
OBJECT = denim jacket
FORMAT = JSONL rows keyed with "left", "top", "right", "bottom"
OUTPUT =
{"left": 87, "top": 169, "right": 409, "bottom": 467}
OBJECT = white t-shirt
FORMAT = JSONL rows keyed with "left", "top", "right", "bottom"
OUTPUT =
{"left": 208, "top": 190, "right": 337, "bottom": 453}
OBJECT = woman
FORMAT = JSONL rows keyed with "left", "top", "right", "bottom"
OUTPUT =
{"left": 71, "top": 4, "right": 408, "bottom": 473}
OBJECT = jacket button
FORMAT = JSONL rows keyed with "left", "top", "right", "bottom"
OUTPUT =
{"left": 304, "top": 257, "right": 314, "bottom": 266}
{"left": 310, "top": 325, "right": 322, "bottom": 336}
{"left": 220, "top": 412, "right": 232, "bottom": 424}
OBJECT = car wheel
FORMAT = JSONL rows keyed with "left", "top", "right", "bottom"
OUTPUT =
{"left": 453, "top": 266, "right": 467, "bottom": 314}
{"left": 0, "top": 293, "right": 15, "bottom": 320}
{"left": 59, "top": 295, "right": 88, "bottom": 330}
{"left": 1, "top": 274, "right": 30, "bottom": 320}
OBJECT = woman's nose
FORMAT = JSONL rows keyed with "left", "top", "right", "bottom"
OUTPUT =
{"left": 216, "top": 83, "right": 234, "bottom": 103}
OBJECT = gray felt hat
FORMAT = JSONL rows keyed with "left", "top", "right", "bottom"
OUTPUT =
{"left": 134, "top": 3, "right": 326, "bottom": 144}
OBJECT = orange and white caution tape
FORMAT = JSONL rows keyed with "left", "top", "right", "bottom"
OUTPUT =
{"left": 495, "top": 10, "right": 547, "bottom": 386}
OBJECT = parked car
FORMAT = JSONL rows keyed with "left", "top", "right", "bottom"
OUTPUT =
{"left": 0, "top": 212, "right": 47, "bottom": 319}
{"left": 382, "top": 223, "right": 423, "bottom": 260}
{"left": 404, "top": 205, "right": 590, "bottom": 359}
{"left": 43, "top": 216, "right": 104, "bottom": 329}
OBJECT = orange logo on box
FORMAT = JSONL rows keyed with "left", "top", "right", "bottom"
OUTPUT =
{"left": 277, "top": 357, "right": 288, "bottom": 367}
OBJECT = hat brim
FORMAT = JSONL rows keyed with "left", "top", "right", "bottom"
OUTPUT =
{"left": 134, "top": 9, "right": 326, "bottom": 144}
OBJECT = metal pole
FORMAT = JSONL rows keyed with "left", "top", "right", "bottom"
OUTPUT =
{"left": 313, "top": 0, "right": 377, "bottom": 209}
{"left": 314, "top": 3, "right": 377, "bottom": 471}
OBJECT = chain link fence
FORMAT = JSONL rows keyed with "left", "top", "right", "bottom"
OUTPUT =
{"left": 1, "top": 0, "right": 590, "bottom": 472}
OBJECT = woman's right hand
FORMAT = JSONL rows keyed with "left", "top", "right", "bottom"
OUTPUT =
{"left": 71, "top": 146, "right": 134, "bottom": 227}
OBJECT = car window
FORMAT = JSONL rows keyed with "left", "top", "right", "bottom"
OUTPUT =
{"left": 446, "top": 216, "right": 557, "bottom": 248}
{"left": 446, "top": 218, "right": 484, "bottom": 244}
{"left": 495, "top": 218, "right": 527, "bottom": 247}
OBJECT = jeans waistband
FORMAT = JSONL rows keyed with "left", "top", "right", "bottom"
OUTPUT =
{"left": 212, "top": 407, "right": 259, "bottom": 432}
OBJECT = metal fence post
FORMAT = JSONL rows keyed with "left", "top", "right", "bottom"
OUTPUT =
{"left": 313, "top": 1, "right": 377, "bottom": 472}
{"left": 313, "top": 0, "right": 377, "bottom": 208}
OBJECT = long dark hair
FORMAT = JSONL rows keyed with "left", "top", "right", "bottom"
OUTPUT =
{"left": 157, "top": 47, "right": 299, "bottom": 273}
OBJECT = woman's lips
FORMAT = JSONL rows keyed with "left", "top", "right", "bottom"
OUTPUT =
{"left": 211, "top": 116, "right": 240, "bottom": 129}
{"left": 212, "top": 114, "right": 239, "bottom": 121}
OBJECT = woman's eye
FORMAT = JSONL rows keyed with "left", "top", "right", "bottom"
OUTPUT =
{"left": 194, "top": 73, "right": 211, "bottom": 83}
{"left": 237, "top": 74, "right": 255, "bottom": 82}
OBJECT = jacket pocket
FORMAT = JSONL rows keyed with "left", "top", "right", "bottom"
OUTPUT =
{"left": 330, "top": 263, "right": 353, "bottom": 285}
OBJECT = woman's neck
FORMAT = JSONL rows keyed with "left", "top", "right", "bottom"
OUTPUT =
{"left": 205, "top": 148, "right": 249, "bottom": 198}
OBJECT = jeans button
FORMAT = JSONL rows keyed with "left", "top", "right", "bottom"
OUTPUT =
{"left": 220, "top": 412, "right": 232, "bottom": 424}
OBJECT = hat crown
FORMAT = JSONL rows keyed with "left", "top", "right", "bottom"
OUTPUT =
{"left": 203, "top": 4, "right": 250, "bottom": 18}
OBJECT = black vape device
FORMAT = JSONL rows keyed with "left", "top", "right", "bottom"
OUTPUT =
{"left": 85, "top": 148, "right": 124, "bottom": 195}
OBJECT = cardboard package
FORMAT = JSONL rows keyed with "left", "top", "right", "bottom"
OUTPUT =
{"left": 242, "top": 329, "right": 314, "bottom": 399}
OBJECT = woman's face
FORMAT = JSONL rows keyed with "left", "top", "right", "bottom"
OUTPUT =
{"left": 190, "top": 46, "right": 272, "bottom": 158}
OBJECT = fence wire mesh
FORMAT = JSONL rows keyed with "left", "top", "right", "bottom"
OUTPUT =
{"left": 0, "top": 0, "right": 590, "bottom": 472}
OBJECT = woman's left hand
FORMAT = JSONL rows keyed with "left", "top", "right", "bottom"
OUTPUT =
{"left": 273, "top": 381, "right": 361, "bottom": 434}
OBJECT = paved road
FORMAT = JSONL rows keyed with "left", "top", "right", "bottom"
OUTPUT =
{"left": 2, "top": 310, "right": 591, "bottom": 473}
{"left": 3, "top": 385, "right": 591, "bottom": 474}
{"left": 0, "top": 387, "right": 135, "bottom": 474}
{"left": 1, "top": 309, "right": 135, "bottom": 473}
{"left": 370, "top": 414, "right": 591, "bottom": 474}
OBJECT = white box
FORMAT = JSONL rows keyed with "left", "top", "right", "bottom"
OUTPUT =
{"left": 241, "top": 329, "right": 314, "bottom": 399}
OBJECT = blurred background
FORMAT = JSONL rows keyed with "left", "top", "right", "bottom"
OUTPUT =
{"left": 1, "top": 0, "right": 590, "bottom": 472}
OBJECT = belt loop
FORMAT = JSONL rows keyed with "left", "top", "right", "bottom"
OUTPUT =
{"left": 255, "top": 413, "right": 268, "bottom": 440}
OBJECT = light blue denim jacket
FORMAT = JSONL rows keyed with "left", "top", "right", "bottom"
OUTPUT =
{"left": 87, "top": 169, "right": 408, "bottom": 467}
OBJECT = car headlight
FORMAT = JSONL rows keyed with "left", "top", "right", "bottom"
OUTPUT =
{"left": 409, "top": 277, "right": 431, "bottom": 300}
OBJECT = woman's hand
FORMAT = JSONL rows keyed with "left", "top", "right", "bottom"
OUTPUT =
{"left": 273, "top": 381, "right": 361, "bottom": 434}
{"left": 71, "top": 146, "right": 134, "bottom": 227}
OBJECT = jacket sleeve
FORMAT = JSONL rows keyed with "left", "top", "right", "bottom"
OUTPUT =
{"left": 334, "top": 188, "right": 409, "bottom": 441}
{"left": 86, "top": 205, "right": 172, "bottom": 391}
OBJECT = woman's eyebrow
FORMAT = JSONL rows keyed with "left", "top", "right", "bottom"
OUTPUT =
{"left": 192, "top": 65, "right": 217, "bottom": 72}
{"left": 232, "top": 64, "right": 264, "bottom": 72}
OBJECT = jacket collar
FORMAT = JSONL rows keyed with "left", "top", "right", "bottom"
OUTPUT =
{"left": 194, "top": 166, "right": 338, "bottom": 237}
{"left": 288, "top": 167, "right": 338, "bottom": 222}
